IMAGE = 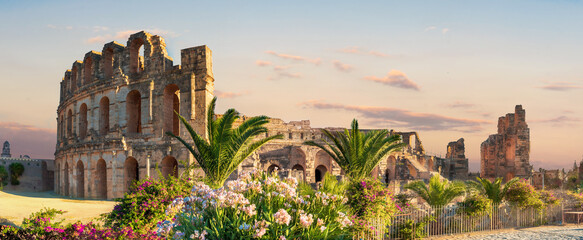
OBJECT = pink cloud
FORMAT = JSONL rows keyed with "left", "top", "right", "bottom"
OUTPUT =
{"left": 256, "top": 60, "right": 272, "bottom": 67}
{"left": 332, "top": 60, "right": 353, "bottom": 72}
{"left": 0, "top": 122, "right": 56, "bottom": 159}
{"left": 531, "top": 116, "right": 581, "bottom": 127}
{"left": 86, "top": 29, "right": 177, "bottom": 44}
{"left": 300, "top": 100, "right": 491, "bottom": 132}
{"left": 364, "top": 70, "right": 421, "bottom": 91}
{"left": 215, "top": 90, "right": 249, "bottom": 99}
{"left": 265, "top": 51, "right": 321, "bottom": 65}
{"left": 338, "top": 46, "right": 389, "bottom": 57}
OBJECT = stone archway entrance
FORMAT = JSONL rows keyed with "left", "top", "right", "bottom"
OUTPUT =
{"left": 315, "top": 165, "right": 328, "bottom": 182}
{"left": 64, "top": 162, "right": 69, "bottom": 196}
{"left": 161, "top": 156, "right": 178, "bottom": 178}
{"left": 76, "top": 160, "right": 84, "bottom": 198}
{"left": 96, "top": 159, "right": 107, "bottom": 199}
{"left": 124, "top": 157, "right": 139, "bottom": 192}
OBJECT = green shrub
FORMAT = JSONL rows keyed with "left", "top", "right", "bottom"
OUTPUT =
{"left": 20, "top": 208, "right": 65, "bottom": 235}
{"left": 458, "top": 195, "right": 492, "bottom": 216}
{"left": 504, "top": 179, "right": 544, "bottom": 209}
{"left": 392, "top": 216, "right": 435, "bottom": 240}
{"left": 159, "top": 170, "right": 353, "bottom": 239}
{"left": 539, "top": 190, "right": 560, "bottom": 206}
{"left": 101, "top": 176, "right": 192, "bottom": 234}
{"left": 8, "top": 163, "right": 24, "bottom": 185}
{"left": 0, "top": 165, "right": 8, "bottom": 187}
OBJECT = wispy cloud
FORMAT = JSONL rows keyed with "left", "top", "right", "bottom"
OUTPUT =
{"left": 447, "top": 101, "right": 475, "bottom": 109}
{"left": 363, "top": 70, "right": 421, "bottom": 91}
{"left": 536, "top": 81, "right": 582, "bottom": 91}
{"left": 332, "top": 60, "right": 353, "bottom": 72}
{"left": 338, "top": 46, "right": 388, "bottom": 57}
{"left": 46, "top": 24, "right": 73, "bottom": 30}
{"left": 215, "top": 90, "right": 250, "bottom": 99}
{"left": 267, "top": 65, "right": 301, "bottom": 80}
{"left": 0, "top": 122, "right": 56, "bottom": 159}
{"left": 300, "top": 100, "right": 491, "bottom": 132}
{"left": 531, "top": 116, "right": 581, "bottom": 127}
{"left": 424, "top": 26, "right": 437, "bottom": 32}
{"left": 256, "top": 60, "right": 272, "bottom": 67}
{"left": 265, "top": 51, "right": 321, "bottom": 65}
{"left": 442, "top": 28, "right": 450, "bottom": 35}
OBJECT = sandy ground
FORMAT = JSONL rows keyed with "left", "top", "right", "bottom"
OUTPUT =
{"left": 429, "top": 225, "right": 583, "bottom": 240}
{"left": 0, "top": 190, "right": 116, "bottom": 226}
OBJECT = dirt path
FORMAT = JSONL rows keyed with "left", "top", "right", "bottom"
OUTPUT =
{"left": 0, "top": 190, "right": 116, "bottom": 226}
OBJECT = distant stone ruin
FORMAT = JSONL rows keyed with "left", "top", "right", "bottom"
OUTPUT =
{"left": 480, "top": 105, "right": 532, "bottom": 181}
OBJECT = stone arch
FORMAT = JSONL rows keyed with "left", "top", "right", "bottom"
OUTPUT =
{"left": 386, "top": 155, "right": 397, "bottom": 181}
{"left": 126, "top": 90, "right": 141, "bottom": 134}
{"left": 505, "top": 172, "right": 515, "bottom": 182}
{"left": 129, "top": 38, "right": 145, "bottom": 74}
{"left": 56, "top": 163, "right": 60, "bottom": 194}
{"left": 161, "top": 156, "right": 178, "bottom": 178}
{"left": 371, "top": 166, "right": 380, "bottom": 178}
{"left": 96, "top": 159, "right": 107, "bottom": 199}
{"left": 291, "top": 164, "right": 305, "bottom": 182}
{"left": 64, "top": 161, "right": 69, "bottom": 196}
{"left": 99, "top": 97, "right": 110, "bottom": 135}
{"left": 84, "top": 57, "right": 93, "bottom": 84}
{"left": 76, "top": 160, "right": 84, "bottom": 198}
{"left": 315, "top": 150, "right": 332, "bottom": 173}
{"left": 315, "top": 165, "right": 327, "bottom": 182}
{"left": 289, "top": 147, "right": 306, "bottom": 170}
{"left": 79, "top": 103, "right": 88, "bottom": 139}
{"left": 267, "top": 164, "right": 280, "bottom": 174}
{"left": 67, "top": 109, "right": 73, "bottom": 137}
{"left": 124, "top": 157, "right": 139, "bottom": 191}
{"left": 163, "top": 84, "right": 180, "bottom": 136}
{"left": 103, "top": 48, "right": 114, "bottom": 79}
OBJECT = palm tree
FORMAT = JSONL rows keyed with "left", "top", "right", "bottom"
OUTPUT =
{"left": 304, "top": 119, "right": 405, "bottom": 181}
{"left": 466, "top": 177, "right": 518, "bottom": 206}
{"left": 167, "top": 97, "right": 282, "bottom": 188}
{"left": 404, "top": 174, "right": 466, "bottom": 208}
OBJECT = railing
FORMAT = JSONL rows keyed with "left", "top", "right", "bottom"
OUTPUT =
{"left": 355, "top": 203, "right": 564, "bottom": 240}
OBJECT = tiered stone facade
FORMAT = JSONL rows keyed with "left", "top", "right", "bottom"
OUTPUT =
{"left": 55, "top": 31, "right": 443, "bottom": 199}
{"left": 480, "top": 105, "right": 532, "bottom": 181}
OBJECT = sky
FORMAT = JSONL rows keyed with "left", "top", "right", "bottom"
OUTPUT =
{"left": 0, "top": 0, "right": 581, "bottom": 171}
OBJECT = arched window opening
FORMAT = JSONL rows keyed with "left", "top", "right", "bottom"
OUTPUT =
{"left": 67, "top": 109, "right": 73, "bottom": 137}
{"left": 71, "top": 66, "right": 78, "bottom": 92}
{"left": 96, "top": 159, "right": 107, "bottom": 199}
{"left": 130, "top": 38, "right": 145, "bottom": 74}
{"left": 124, "top": 157, "right": 139, "bottom": 192}
{"left": 267, "top": 164, "right": 280, "bottom": 174}
{"left": 76, "top": 160, "right": 84, "bottom": 198}
{"left": 126, "top": 90, "right": 141, "bottom": 134}
{"left": 291, "top": 164, "right": 305, "bottom": 182}
{"left": 104, "top": 48, "right": 114, "bottom": 79}
{"left": 79, "top": 103, "right": 88, "bottom": 139}
{"left": 315, "top": 165, "right": 327, "bottom": 182}
{"left": 84, "top": 57, "right": 93, "bottom": 84}
{"left": 163, "top": 84, "right": 180, "bottom": 136}
{"left": 161, "top": 156, "right": 178, "bottom": 178}
{"left": 56, "top": 163, "right": 60, "bottom": 194}
{"left": 99, "top": 97, "right": 110, "bottom": 135}
{"left": 64, "top": 162, "right": 69, "bottom": 196}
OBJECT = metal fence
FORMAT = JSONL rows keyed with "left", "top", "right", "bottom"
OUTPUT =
{"left": 354, "top": 203, "right": 564, "bottom": 240}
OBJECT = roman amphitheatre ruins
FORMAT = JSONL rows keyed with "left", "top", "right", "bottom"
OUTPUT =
{"left": 54, "top": 31, "right": 467, "bottom": 199}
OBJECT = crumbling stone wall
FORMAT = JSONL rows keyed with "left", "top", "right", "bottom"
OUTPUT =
{"left": 437, "top": 138, "right": 469, "bottom": 180}
{"left": 480, "top": 105, "right": 532, "bottom": 181}
{"left": 0, "top": 157, "right": 54, "bottom": 191}
{"left": 55, "top": 31, "right": 213, "bottom": 199}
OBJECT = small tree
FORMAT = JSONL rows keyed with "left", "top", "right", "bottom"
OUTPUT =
{"left": 466, "top": 177, "right": 518, "bottom": 206}
{"left": 0, "top": 165, "right": 8, "bottom": 187}
{"left": 304, "top": 119, "right": 405, "bottom": 181}
{"left": 168, "top": 97, "right": 282, "bottom": 188}
{"left": 404, "top": 174, "right": 466, "bottom": 208}
{"left": 8, "top": 163, "right": 24, "bottom": 185}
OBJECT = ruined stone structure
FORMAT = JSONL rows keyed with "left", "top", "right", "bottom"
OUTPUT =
{"left": 54, "top": 31, "right": 442, "bottom": 199}
{"left": 436, "top": 138, "right": 469, "bottom": 180}
{"left": 480, "top": 105, "right": 532, "bottom": 181}
{"left": 0, "top": 157, "right": 54, "bottom": 191}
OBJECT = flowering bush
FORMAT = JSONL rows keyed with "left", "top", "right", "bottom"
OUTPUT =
{"left": 504, "top": 179, "right": 545, "bottom": 209}
{"left": 346, "top": 178, "right": 399, "bottom": 236}
{"left": 458, "top": 195, "right": 492, "bottom": 216}
{"left": 0, "top": 208, "right": 162, "bottom": 240}
{"left": 102, "top": 176, "right": 192, "bottom": 234}
{"left": 158, "top": 170, "right": 353, "bottom": 239}
{"left": 539, "top": 190, "right": 560, "bottom": 206}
